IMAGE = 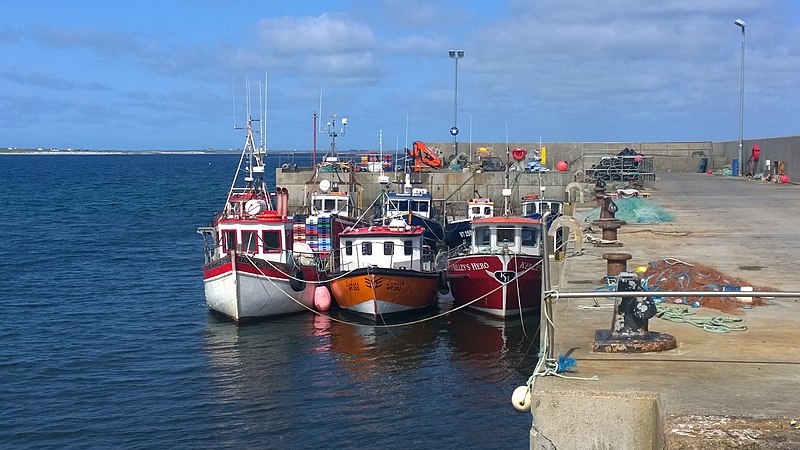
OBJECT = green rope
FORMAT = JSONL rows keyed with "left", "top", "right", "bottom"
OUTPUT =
{"left": 655, "top": 305, "right": 747, "bottom": 333}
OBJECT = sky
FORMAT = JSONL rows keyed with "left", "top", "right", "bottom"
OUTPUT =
{"left": 1, "top": 0, "right": 798, "bottom": 151}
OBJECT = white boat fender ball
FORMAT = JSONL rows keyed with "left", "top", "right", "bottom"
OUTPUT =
{"left": 511, "top": 386, "right": 532, "bottom": 412}
{"left": 314, "top": 286, "right": 331, "bottom": 312}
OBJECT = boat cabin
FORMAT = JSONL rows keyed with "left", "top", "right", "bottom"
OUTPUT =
{"left": 470, "top": 217, "right": 542, "bottom": 256}
{"left": 385, "top": 189, "right": 433, "bottom": 219}
{"left": 311, "top": 191, "right": 350, "bottom": 217}
{"left": 520, "top": 195, "right": 562, "bottom": 218}
{"left": 338, "top": 221, "right": 430, "bottom": 271}
{"left": 199, "top": 211, "right": 294, "bottom": 265}
{"left": 467, "top": 198, "right": 494, "bottom": 220}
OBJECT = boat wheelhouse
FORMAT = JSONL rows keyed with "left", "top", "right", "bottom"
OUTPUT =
{"left": 444, "top": 197, "right": 495, "bottom": 250}
{"left": 327, "top": 220, "right": 441, "bottom": 317}
{"left": 520, "top": 195, "right": 562, "bottom": 219}
{"left": 383, "top": 188, "right": 443, "bottom": 247}
{"left": 447, "top": 216, "right": 543, "bottom": 319}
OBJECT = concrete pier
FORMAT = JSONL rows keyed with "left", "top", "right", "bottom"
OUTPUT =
{"left": 531, "top": 173, "right": 800, "bottom": 449}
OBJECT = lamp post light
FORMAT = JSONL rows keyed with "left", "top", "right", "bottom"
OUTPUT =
{"left": 449, "top": 50, "right": 464, "bottom": 161}
{"left": 735, "top": 18, "right": 746, "bottom": 176}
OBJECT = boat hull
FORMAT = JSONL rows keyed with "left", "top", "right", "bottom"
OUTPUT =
{"left": 203, "top": 253, "right": 319, "bottom": 322}
{"left": 447, "top": 254, "right": 542, "bottom": 319}
{"left": 443, "top": 219, "right": 472, "bottom": 250}
{"left": 328, "top": 267, "right": 440, "bottom": 317}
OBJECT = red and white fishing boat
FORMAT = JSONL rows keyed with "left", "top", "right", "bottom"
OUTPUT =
{"left": 446, "top": 150, "right": 544, "bottom": 319}
{"left": 198, "top": 115, "right": 319, "bottom": 322}
{"left": 327, "top": 220, "right": 441, "bottom": 318}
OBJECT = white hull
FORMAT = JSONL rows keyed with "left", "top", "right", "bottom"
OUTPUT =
{"left": 204, "top": 268, "right": 315, "bottom": 321}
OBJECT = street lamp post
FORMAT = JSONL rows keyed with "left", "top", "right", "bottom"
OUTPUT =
{"left": 449, "top": 50, "right": 464, "bottom": 162}
{"left": 735, "top": 19, "right": 746, "bottom": 176}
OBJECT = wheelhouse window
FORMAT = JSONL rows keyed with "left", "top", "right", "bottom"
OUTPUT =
{"left": 551, "top": 203, "right": 561, "bottom": 215}
{"left": 390, "top": 199, "right": 409, "bottom": 213}
{"left": 403, "top": 240, "right": 413, "bottom": 255}
{"left": 222, "top": 230, "right": 237, "bottom": 252}
{"left": 362, "top": 242, "right": 372, "bottom": 256}
{"left": 324, "top": 199, "right": 336, "bottom": 211}
{"left": 412, "top": 200, "right": 429, "bottom": 213}
{"left": 241, "top": 230, "right": 258, "bottom": 253}
{"left": 344, "top": 240, "right": 353, "bottom": 255}
{"left": 474, "top": 227, "right": 491, "bottom": 246}
{"left": 521, "top": 227, "right": 539, "bottom": 246}
{"left": 483, "top": 206, "right": 492, "bottom": 216}
{"left": 497, "top": 227, "right": 515, "bottom": 244}
{"left": 262, "top": 230, "right": 281, "bottom": 253}
{"left": 312, "top": 199, "right": 323, "bottom": 212}
{"left": 384, "top": 241, "right": 394, "bottom": 255}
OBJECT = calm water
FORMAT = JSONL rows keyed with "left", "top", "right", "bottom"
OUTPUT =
{"left": 0, "top": 154, "right": 539, "bottom": 449}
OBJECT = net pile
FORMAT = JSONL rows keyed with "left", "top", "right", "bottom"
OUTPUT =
{"left": 641, "top": 258, "right": 769, "bottom": 313}
{"left": 584, "top": 197, "right": 674, "bottom": 224}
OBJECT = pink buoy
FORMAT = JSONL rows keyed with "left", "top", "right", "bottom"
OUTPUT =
{"left": 707, "top": 170, "right": 713, "bottom": 175}
{"left": 780, "top": 175, "right": 789, "bottom": 183}
{"left": 634, "top": 155, "right": 643, "bottom": 162}
{"left": 314, "top": 286, "right": 331, "bottom": 311}
{"left": 556, "top": 160, "right": 568, "bottom": 171}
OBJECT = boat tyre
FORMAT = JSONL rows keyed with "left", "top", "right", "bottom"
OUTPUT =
{"left": 289, "top": 266, "right": 306, "bottom": 292}
{"left": 438, "top": 271, "right": 450, "bottom": 295}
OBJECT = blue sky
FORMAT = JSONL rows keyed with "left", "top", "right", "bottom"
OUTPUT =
{"left": 1, "top": 0, "right": 798, "bottom": 150}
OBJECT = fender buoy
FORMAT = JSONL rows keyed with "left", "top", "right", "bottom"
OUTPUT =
{"left": 289, "top": 266, "right": 306, "bottom": 292}
{"left": 438, "top": 271, "right": 450, "bottom": 295}
{"left": 511, "top": 386, "right": 532, "bottom": 412}
{"left": 314, "top": 286, "right": 331, "bottom": 311}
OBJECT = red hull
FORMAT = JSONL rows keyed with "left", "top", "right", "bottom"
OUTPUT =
{"left": 447, "top": 254, "right": 542, "bottom": 318}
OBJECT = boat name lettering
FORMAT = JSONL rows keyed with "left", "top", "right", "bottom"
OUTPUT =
{"left": 518, "top": 261, "right": 539, "bottom": 271}
{"left": 449, "top": 261, "right": 490, "bottom": 271}
{"left": 386, "top": 280, "right": 405, "bottom": 291}
{"left": 345, "top": 280, "right": 361, "bottom": 292}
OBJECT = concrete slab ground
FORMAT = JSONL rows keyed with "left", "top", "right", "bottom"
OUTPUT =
{"left": 531, "top": 173, "right": 800, "bottom": 449}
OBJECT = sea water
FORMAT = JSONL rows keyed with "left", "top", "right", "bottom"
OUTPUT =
{"left": 0, "top": 154, "right": 539, "bottom": 449}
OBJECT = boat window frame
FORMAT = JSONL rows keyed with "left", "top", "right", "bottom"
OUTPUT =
{"left": 521, "top": 226, "right": 540, "bottom": 247}
{"left": 403, "top": 240, "right": 413, "bottom": 255}
{"left": 261, "top": 230, "right": 282, "bottom": 253}
{"left": 384, "top": 241, "right": 394, "bottom": 256}
{"left": 221, "top": 229, "right": 237, "bottom": 252}
{"left": 344, "top": 240, "right": 353, "bottom": 256}
{"left": 241, "top": 230, "right": 259, "bottom": 253}
{"left": 362, "top": 241, "right": 373, "bottom": 256}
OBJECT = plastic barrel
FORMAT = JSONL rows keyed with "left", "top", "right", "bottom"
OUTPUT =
{"left": 732, "top": 159, "right": 739, "bottom": 176}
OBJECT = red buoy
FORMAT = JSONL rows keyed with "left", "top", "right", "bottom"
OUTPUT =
{"left": 556, "top": 160, "right": 568, "bottom": 171}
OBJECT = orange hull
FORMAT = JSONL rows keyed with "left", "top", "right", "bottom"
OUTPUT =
{"left": 329, "top": 268, "right": 439, "bottom": 316}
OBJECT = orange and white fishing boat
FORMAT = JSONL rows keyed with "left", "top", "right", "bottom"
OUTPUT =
{"left": 327, "top": 220, "right": 441, "bottom": 317}
{"left": 197, "top": 114, "right": 320, "bottom": 322}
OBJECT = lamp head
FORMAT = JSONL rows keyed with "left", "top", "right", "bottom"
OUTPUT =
{"left": 448, "top": 50, "right": 456, "bottom": 58}
{"left": 735, "top": 19, "right": 746, "bottom": 28}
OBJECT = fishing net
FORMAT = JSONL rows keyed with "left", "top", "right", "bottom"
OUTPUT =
{"left": 584, "top": 197, "right": 674, "bottom": 224}
{"left": 641, "top": 258, "right": 769, "bottom": 314}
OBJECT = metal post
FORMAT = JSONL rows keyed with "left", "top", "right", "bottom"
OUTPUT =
{"left": 540, "top": 211, "right": 555, "bottom": 362}
{"left": 449, "top": 50, "right": 464, "bottom": 162}
{"left": 735, "top": 19, "right": 746, "bottom": 176}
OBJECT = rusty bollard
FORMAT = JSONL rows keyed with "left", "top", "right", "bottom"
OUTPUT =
{"left": 603, "top": 252, "right": 632, "bottom": 277}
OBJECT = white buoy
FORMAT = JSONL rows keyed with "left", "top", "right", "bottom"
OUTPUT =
{"left": 314, "top": 286, "right": 331, "bottom": 312}
{"left": 511, "top": 386, "right": 532, "bottom": 412}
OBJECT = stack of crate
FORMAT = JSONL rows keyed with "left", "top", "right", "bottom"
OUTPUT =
{"left": 305, "top": 216, "right": 318, "bottom": 252}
